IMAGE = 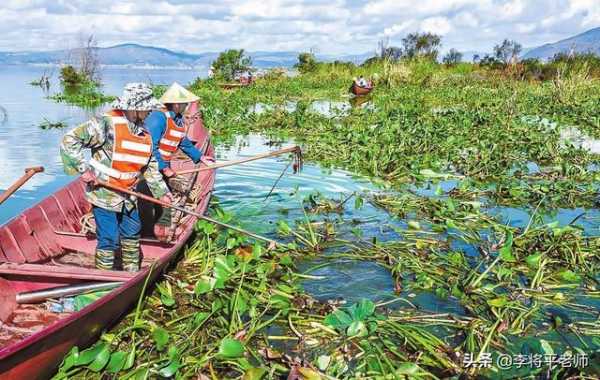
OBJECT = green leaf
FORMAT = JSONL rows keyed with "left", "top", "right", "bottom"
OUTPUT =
{"left": 218, "top": 338, "right": 245, "bottom": 358}
{"left": 347, "top": 320, "right": 368, "bottom": 337}
{"left": 324, "top": 309, "right": 353, "bottom": 329}
{"left": 559, "top": 270, "right": 581, "bottom": 283}
{"left": 525, "top": 253, "right": 543, "bottom": 269}
{"left": 193, "top": 312, "right": 211, "bottom": 327}
{"left": 152, "top": 327, "right": 169, "bottom": 351}
{"left": 540, "top": 340, "right": 554, "bottom": 356}
{"left": 498, "top": 230, "right": 516, "bottom": 262}
{"left": 158, "top": 360, "right": 181, "bottom": 378}
{"left": 354, "top": 195, "right": 364, "bottom": 209}
{"left": 277, "top": 220, "right": 292, "bottom": 235}
{"left": 123, "top": 348, "right": 135, "bottom": 370}
{"left": 487, "top": 296, "right": 508, "bottom": 308}
{"left": 298, "top": 367, "right": 322, "bottom": 380}
{"left": 194, "top": 277, "right": 215, "bottom": 295}
{"left": 106, "top": 351, "right": 127, "bottom": 373}
{"left": 160, "top": 292, "right": 176, "bottom": 307}
{"left": 59, "top": 347, "right": 79, "bottom": 372}
{"left": 226, "top": 237, "right": 237, "bottom": 250}
{"left": 88, "top": 342, "right": 110, "bottom": 372}
{"left": 407, "top": 220, "right": 421, "bottom": 230}
{"left": 279, "top": 254, "right": 293, "bottom": 266}
{"left": 352, "top": 299, "right": 375, "bottom": 321}
{"left": 395, "top": 362, "right": 421, "bottom": 375}
{"left": 317, "top": 355, "right": 331, "bottom": 371}
{"left": 76, "top": 342, "right": 105, "bottom": 366}
{"left": 242, "top": 367, "right": 267, "bottom": 380}
{"left": 252, "top": 243, "right": 263, "bottom": 259}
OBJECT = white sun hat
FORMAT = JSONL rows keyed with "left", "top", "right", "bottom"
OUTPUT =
{"left": 111, "top": 83, "right": 162, "bottom": 111}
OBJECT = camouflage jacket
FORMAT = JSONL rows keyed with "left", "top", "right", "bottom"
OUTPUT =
{"left": 60, "top": 115, "right": 169, "bottom": 212}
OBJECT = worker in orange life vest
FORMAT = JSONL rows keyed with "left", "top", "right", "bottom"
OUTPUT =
{"left": 143, "top": 82, "right": 208, "bottom": 240}
{"left": 61, "top": 83, "right": 172, "bottom": 271}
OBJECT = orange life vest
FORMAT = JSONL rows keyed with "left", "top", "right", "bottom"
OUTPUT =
{"left": 89, "top": 110, "right": 152, "bottom": 189}
{"left": 158, "top": 111, "right": 186, "bottom": 161}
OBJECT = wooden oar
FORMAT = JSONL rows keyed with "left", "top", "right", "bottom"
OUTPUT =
{"left": 175, "top": 146, "right": 302, "bottom": 175}
{"left": 96, "top": 180, "right": 279, "bottom": 248}
{"left": 0, "top": 166, "right": 44, "bottom": 205}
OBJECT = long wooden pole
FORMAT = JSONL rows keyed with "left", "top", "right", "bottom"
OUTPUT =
{"left": 96, "top": 180, "right": 278, "bottom": 248}
{"left": 175, "top": 146, "right": 301, "bottom": 175}
{"left": 0, "top": 166, "right": 44, "bottom": 205}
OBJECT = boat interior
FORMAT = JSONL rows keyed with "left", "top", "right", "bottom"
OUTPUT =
{"left": 0, "top": 152, "right": 213, "bottom": 348}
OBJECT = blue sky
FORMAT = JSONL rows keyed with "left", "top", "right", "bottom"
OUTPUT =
{"left": 1, "top": 0, "right": 598, "bottom": 54}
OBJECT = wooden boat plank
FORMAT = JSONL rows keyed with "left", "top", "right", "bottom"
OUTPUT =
{"left": 52, "top": 190, "right": 82, "bottom": 232}
{"left": 8, "top": 216, "right": 49, "bottom": 262}
{"left": 54, "top": 234, "right": 96, "bottom": 255}
{"left": 65, "top": 184, "right": 90, "bottom": 216}
{"left": 38, "top": 197, "right": 75, "bottom": 233}
{"left": 0, "top": 244, "right": 7, "bottom": 262}
{"left": 0, "top": 263, "right": 136, "bottom": 282}
{"left": 0, "top": 228, "right": 26, "bottom": 264}
{"left": 23, "top": 207, "right": 63, "bottom": 257}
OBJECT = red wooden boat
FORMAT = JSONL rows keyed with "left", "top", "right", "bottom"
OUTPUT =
{"left": 0, "top": 125, "right": 215, "bottom": 379}
{"left": 350, "top": 81, "right": 373, "bottom": 96}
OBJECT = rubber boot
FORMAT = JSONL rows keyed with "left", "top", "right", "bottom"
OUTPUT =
{"left": 95, "top": 249, "right": 115, "bottom": 270}
{"left": 121, "top": 238, "right": 141, "bottom": 272}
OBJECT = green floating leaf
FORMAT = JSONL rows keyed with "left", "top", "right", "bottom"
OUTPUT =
{"left": 76, "top": 342, "right": 105, "bottom": 366}
{"left": 351, "top": 299, "right": 375, "bottom": 321}
{"left": 160, "top": 293, "right": 176, "bottom": 307}
{"left": 559, "top": 270, "right": 581, "bottom": 283}
{"left": 194, "top": 276, "right": 215, "bottom": 295}
{"left": 407, "top": 220, "right": 421, "bottom": 230}
{"left": 395, "top": 362, "right": 422, "bottom": 375}
{"left": 298, "top": 367, "right": 322, "bottom": 380}
{"left": 347, "top": 320, "right": 368, "bottom": 337}
{"left": 88, "top": 342, "right": 111, "bottom": 372}
{"left": 105, "top": 351, "right": 127, "bottom": 373}
{"left": 152, "top": 327, "right": 169, "bottom": 351}
{"left": 242, "top": 367, "right": 267, "bottom": 380}
{"left": 499, "top": 231, "right": 516, "bottom": 262}
{"left": 525, "top": 252, "right": 543, "bottom": 269}
{"left": 317, "top": 355, "right": 331, "bottom": 371}
{"left": 487, "top": 296, "right": 508, "bottom": 308}
{"left": 324, "top": 309, "right": 353, "bottom": 329}
{"left": 218, "top": 338, "right": 245, "bottom": 358}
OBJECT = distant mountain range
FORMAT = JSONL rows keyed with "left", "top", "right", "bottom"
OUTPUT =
{"left": 0, "top": 43, "right": 368, "bottom": 69}
{"left": 524, "top": 27, "right": 600, "bottom": 60}
{"left": 0, "top": 27, "right": 598, "bottom": 68}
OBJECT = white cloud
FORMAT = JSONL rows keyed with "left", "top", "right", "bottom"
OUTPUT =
{"left": 420, "top": 17, "right": 452, "bottom": 35}
{"left": 0, "top": 0, "right": 597, "bottom": 55}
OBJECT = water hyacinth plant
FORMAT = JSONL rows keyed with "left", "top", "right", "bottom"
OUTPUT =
{"left": 53, "top": 58, "right": 600, "bottom": 379}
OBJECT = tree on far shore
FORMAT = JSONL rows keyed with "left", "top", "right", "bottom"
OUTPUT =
{"left": 212, "top": 49, "right": 252, "bottom": 81}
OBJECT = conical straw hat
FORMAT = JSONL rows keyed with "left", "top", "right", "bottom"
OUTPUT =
{"left": 159, "top": 82, "right": 199, "bottom": 104}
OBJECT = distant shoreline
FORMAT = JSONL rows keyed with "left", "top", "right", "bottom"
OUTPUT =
{"left": 0, "top": 63, "right": 205, "bottom": 71}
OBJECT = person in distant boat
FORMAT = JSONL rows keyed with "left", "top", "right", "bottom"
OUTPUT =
{"left": 143, "top": 82, "right": 206, "bottom": 240}
{"left": 60, "top": 83, "right": 172, "bottom": 272}
{"left": 356, "top": 75, "right": 369, "bottom": 88}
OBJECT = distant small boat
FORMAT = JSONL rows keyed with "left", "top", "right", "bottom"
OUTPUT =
{"left": 0, "top": 126, "right": 215, "bottom": 379}
{"left": 219, "top": 82, "right": 249, "bottom": 90}
{"left": 219, "top": 76, "right": 253, "bottom": 90}
{"left": 350, "top": 81, "right": 373, "bottom": 96}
